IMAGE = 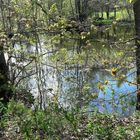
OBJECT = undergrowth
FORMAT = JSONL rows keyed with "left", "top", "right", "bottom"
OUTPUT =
{"left": 0, "top": 100, "right": 140, "bottom": 140}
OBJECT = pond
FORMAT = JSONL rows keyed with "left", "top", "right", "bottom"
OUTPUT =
{"left": 58, "top": 61, "right": 136, "bottom": 117}
{"left": 19, "top": 23, "right": 137, "bottom": 116}
{"left": 90, "top": 69, "right": 137, "bottom": 116}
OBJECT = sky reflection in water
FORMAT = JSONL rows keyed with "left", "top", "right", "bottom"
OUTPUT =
{"left": 90, "top": 69, "right": 137, "bottom": 116}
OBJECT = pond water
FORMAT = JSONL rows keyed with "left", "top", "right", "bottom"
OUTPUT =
{"left": 58, "top": 65, "right": 136, "bottom": 117}
{"left": 52, "top": 24, "right": 137, "bottom": 116}
{"left": 17, "top": 24, "right": 137, "bottom": 116}
{"left": 90, "top": 69, "right": 137, "bottom": 116}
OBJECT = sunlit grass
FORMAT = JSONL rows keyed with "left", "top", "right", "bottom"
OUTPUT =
{"left": 98, "top": 9, "right": 134, "bottom": 21}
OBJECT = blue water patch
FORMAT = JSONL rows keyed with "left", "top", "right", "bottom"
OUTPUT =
{"left": 90, "top": 70, "right": 137, "bottom": 116}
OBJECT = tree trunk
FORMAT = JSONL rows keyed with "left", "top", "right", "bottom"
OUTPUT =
{"left": 106, "top": 7, "right": 109, "bottom": 19}
{"left": 80, "top": 0, "right": 88, "bottom": 21}
{"left": 101, "top": 7, "right": 104, "bottom": 18}
{"left": 133, "top": 0, "right": 140, "bottom": 110}
{"left": 0, "top": 0, "right": 11, "bottom": 105}
{"left": 114, "top": 8, "right": 116, "bottom": 19}
{"left": 0, "top": 49, "right": 10, "bottom": 104}
{"left": 75, "top": 0, "right": 88, "bottom": 22}
{"left": 106, "top": 0, "right": 110, "bottom": 19}
{"left": 75, "top": 0, "right": 81, "bottom": 20}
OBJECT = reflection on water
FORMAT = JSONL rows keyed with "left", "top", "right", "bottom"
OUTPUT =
{"left": 55, "top": 25, "right": 136, "bottom": 116}
{"left": 90, "top": 69, "right": 137, "bottom": 116}
{"left": 15, "top": 24, "right": 136, "bottom": 116}
{"left": 59, "top": 66, "right": 136, "bottom": 116}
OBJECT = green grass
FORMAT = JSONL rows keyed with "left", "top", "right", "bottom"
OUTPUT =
{"left": 97, "top": 9, "right": 134, "bottom": 21}
{"left": 95, "top": 19, "right": 113, "bottom": 25}
{"left": 94, "top": 9, "right": 134, "bottom": 26}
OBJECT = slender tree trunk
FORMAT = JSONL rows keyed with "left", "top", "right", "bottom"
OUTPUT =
{"left": 133, "top": 0, "right": 140, "bottom": 110}
{"left": 106, "top": 0, "right": 110, "bottom": 19}
{"left": 81, "top": 0, "right": 88, "bottom": 21}
{"left": 75, "top": 0, "right": 81, "bottom": 20}
{"left": 70, "top": 0, "right": 75, "bottom": 17}
{"left": 101, "top": 7, "right": 104, "bottom": 18}
{"left": 75, "top": 0, "right": 88, "bottom": 21}
{"left": 114, "top": 8, "right": 116, "bottom": 19}
{"left": 106, "top": 7, "right": 109, "bottom": 19}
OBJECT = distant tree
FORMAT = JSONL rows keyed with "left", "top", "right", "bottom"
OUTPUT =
{"left": 75, "top": 0, "right": 89, "bottom": 21}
